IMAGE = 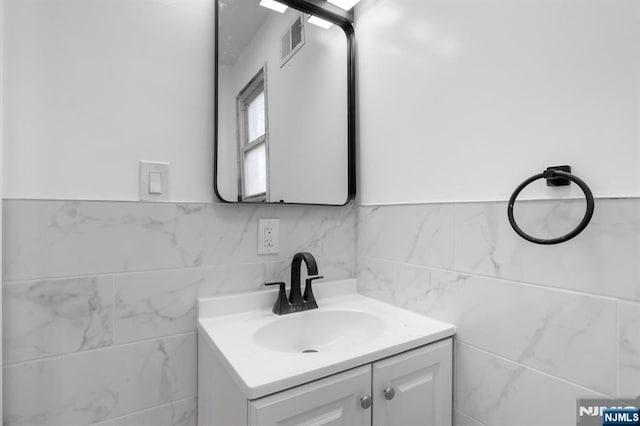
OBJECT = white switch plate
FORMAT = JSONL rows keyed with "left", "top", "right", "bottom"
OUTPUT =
{"left": 258, "top": 218, "right": 280, "bottom": 255}
{"left": 149, "top": 171, "right": 162, "bottom": 194}
{"left": 139, "top": 161, "right": 170, "bottom": 201}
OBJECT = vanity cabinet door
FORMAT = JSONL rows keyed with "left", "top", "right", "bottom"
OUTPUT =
{"left": 372, "top": 338, "right": 452, "bottom": 426}
{"left": 248, "top": 365, "right": 372, "bottom": 426}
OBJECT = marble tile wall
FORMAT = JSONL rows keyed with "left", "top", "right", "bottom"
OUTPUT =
{"left": 357, "top": 199, "right": 640, "bottom": 426}
{"left": 2, "top": 200, "right": 355, "bottom": 426}
{"left": 4, "top": 197, "right": 635, "bottom": 425}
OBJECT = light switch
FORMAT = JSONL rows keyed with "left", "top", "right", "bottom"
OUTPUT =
{"left": 139, "top": 161, "right": 170, "bottom": 201}
{"left": 149, "top": 172, "right": 162, "bottom": 194}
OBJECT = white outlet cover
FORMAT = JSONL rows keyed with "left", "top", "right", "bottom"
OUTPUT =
{"left": 258, "top": 218, "right": 280, "bottom": 255}
{"left": 139, "top": 161, "right": 170, "bottom": 201}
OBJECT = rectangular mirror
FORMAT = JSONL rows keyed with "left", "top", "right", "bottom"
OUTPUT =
{"left": 214, "top": 0, "right": 355, "bottom": 205}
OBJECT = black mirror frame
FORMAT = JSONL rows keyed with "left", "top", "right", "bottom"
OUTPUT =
{"left": 213, "top": 0, "right": 356, "bottom": 206}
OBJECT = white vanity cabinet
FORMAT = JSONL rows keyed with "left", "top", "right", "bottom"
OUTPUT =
{"left": 200, "top": 337, "right": 453, "bottom": 426}
{"left": 248, "top": 365, "right": 372, "bottom": 426}
{"left": 197, "top": 281, "right": 456, "bottom": 426}
{"left": 372, "top": 340, "right": 452, "bottom": 426}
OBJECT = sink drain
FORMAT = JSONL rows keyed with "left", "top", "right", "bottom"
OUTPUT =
{"left": 302, "top": 349, "right": 318, "bottom": 353}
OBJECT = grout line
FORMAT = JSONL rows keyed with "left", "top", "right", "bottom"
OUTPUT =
{"left": 5, "top": 265, "right": 206, "bottom": 284}
{"left": 2, "top": 331, "right": 197, "bottom": 369}
{"left": 356, "top": 196, "right": 640, "bottom": 207}
{"left": 2, "top": 198, "right": 209, "bottom": 205}
{"left": 454, "top": 408, "right": 487, "bottom": 426}
{"left": 90, "top": 396, "right": 196, "bottom": 425}
{"left": 3, "top": 260, "right": 298, "bottom": 285}
{"left": 3, "top": 197, "right": 214, "bottom": 203}
{"left": 112, "top": 276, "right": 116, "bottom": 347}
{"left": 201, "top": 201, "right": 208, "bottom": 265}
{"left": 357, "top": 254, "right": 639, "bottom": 304}
{"left": 452, "top": 204, "right": 457, "bottom": 270}
{"left": 616, "top": 300, "right": 620, "bottom": 397}
{"left": 4, "top": 196, "right": 639, "bottom": 205}
{"left": 352, "top": 207, "right": 358, "bottom": 277}
{"left": 452, "top": 336, "right": 458, "bottom": 422}
{"left": 4, "top": 252, "right": 357, "bottom": 286}
{"left": 456, "top": 340, "right": 611, "bottom": 398}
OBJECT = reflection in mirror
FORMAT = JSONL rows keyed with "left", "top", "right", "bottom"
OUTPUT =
{"left": 216, "top": 0, "right": 352, "bottom": 205}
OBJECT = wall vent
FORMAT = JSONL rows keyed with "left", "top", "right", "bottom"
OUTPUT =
{"left": 281, "top": 15, "right": 305, "bottom": 67}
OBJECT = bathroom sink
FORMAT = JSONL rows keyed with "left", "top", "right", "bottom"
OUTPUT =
{"left": 253, "top": 309, "right": 385, "bottom": 353}
{"left": 198, "top": 279, "right": 455, "bottom": 399}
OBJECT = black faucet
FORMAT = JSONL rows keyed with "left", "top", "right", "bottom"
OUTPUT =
{"left": 265, "top": 252, "right": 323, "bottom": 315}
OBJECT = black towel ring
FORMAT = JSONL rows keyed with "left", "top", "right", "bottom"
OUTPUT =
{"left": 507, "top": 167, "right": 595, "bottom": 245}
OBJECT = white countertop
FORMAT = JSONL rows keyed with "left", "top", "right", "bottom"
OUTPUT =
{"left": 197, "top": 279, "right": 455, "bottom": 400}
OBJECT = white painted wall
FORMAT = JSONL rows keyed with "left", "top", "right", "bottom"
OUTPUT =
{"left": 217, "top": 9, "right": 349, "bottom": 204}
{"left": 217, "top": 63, "right": 239, "bottom": 201}
{"left": 3, "top": 0, "right": 214, "bottom": 202}
{"left": 356, "top": 0, "right": 640, "bottom": 204}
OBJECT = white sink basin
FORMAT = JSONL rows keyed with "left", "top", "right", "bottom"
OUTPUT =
{"left": 253, "top": 309, "right": 386, "bottom": 353}
{"left": 198, "top": 279, "right": 455, "bottom": 399}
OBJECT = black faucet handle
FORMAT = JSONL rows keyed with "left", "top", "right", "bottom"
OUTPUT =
{"left": 303, "top": 275, "right": 324, "bottom": 309}
{"left": 265, "top": 282, "right": 290, "bottom": 315}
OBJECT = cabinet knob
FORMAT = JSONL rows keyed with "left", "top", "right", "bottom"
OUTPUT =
{"left": 383, "top": 387, "right": 395, "bottom": 400}
{"left": 360, "top": 395, "right": 372, "bottom": 409}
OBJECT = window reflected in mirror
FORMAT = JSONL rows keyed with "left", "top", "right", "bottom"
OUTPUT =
{"left": 216, "top": 0, "right": 352, "bottom": 205}
{"left": 237, "top": 68, "right": 268, "bottom": 201}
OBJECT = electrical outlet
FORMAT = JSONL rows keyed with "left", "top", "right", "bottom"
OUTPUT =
{"left": 258, "top": 218, "right": 279, "bottom": 255}
{"left": 264, "top": 227, "right": 274, "bottom": 247}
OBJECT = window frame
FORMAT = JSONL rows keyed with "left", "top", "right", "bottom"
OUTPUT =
{"left": 236, "top": 66, "right": 270, "bottom": 202}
